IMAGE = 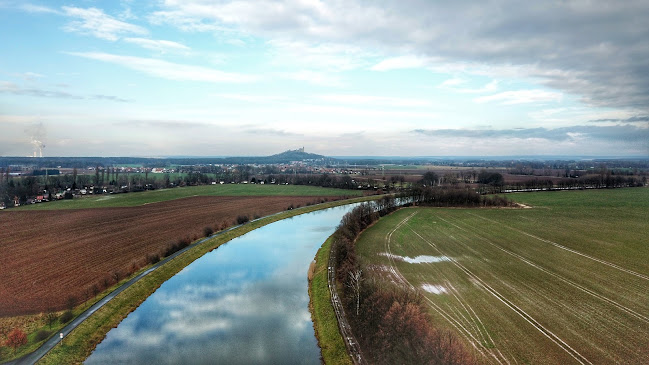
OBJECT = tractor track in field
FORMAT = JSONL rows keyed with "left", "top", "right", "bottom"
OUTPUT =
{"left": 383, "top": 212, "right": 508, "bottom": 365}
{"left": 436, "top": 216, "right": 649, "bottom": 325}
{"left": 468, "top": 213, "right": 649, "bottom": 282}
{"left": 406, "top": 226, "right": 593, "bottom": 365}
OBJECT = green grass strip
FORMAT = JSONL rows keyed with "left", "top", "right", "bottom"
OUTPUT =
{"left": 36, "top": 195, "right": 378, "bottom": 365}
{"left": 309, "top": 236, "right": 353, "bottom": 365}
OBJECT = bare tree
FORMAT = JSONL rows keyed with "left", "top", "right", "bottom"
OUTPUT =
{"left": 347, "top": 269, "right": 363, "bottom": 316}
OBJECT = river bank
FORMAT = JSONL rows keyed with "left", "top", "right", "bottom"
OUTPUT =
{"left": 34, "top": 195, "right": 379, "bottom": 365}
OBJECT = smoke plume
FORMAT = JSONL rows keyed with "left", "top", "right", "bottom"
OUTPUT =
{"left": 25, "top": 122, "right": 46, "bottom": 157}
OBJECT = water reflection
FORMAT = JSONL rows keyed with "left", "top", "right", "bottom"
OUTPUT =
{"left": 85, "top": 205, "right": 356, "bottom": 365}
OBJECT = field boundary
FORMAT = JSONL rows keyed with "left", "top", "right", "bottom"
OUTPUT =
{"left": 4, "top": 195, "right": 379, "bottom": 365}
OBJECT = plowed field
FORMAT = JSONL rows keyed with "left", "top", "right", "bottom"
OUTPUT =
{"left": 0, "top": 195, "right": 334, "bottom": 316}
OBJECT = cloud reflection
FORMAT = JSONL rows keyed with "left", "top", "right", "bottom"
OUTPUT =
{"left": 85, "top": 205, "right": 352, "bottom": 364}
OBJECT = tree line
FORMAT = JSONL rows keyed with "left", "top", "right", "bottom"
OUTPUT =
{"left": 401, "top": 186, "right": 513, "bottom": 207}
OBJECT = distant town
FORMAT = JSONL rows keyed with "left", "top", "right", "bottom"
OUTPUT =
{"left": 1, "top": 149, "right": 647, "bottom": 209}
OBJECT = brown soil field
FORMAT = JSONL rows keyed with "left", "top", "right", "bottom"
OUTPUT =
{"left": 0, "top": 195, "right": 335, "bottom": 316}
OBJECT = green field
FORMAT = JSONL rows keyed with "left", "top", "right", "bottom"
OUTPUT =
{"left": 355, "top": 188, "right": 649, "bottom": 364}
{"left": 14, "top": 184, "right": 363, "bottom": 210}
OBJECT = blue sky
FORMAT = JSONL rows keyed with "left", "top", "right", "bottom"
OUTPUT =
{"left": 1, "top": 0, "right": 647, "bottom": 157}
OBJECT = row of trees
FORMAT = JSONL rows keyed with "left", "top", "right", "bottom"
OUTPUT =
{"left": 505, "top": 175, "right": 645, "bottom": 192}
{"left": 402, "top": 186, "right": 513, "bottom": 207}
{"left": 331, "top": 200, "right": 475, "bottom": 364}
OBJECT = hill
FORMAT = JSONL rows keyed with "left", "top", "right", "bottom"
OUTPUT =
{"left": 0, "top": 148, "right": 334, "bottom": 168}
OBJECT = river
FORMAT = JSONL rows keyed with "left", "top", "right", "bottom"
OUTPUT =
{"left": 84, "top": 204, "right": 358, "bottom": 364}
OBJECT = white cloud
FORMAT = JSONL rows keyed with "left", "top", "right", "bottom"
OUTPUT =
{"left": 14, "top": 72, "right": 45, "bottom": 81}
{"left": 440, "top": 79, "right": 500, "bottom": 94}
{"left": 67, "top": 52, "right": 257, "bottom": 83}
{"left": 439, "top": 78, "right": 466, "bottom": 87}
{"left": 214, "top": 93, "right": 289, "bottom": 104}
{"left": 20, "top": 4, "right": 61, "bottom": 14}
{"left": 279, "top": 70, "right": 343, "bottom": 87}
{"left": 268, "top": 40, "right": 372, "bottom": 72}
{"left": 151, "top": 0, "right": 649, "bottom": 112}
{"left": 147, "top": 10, "right": 224, "bottom": 32}
{"left": 123, "top": 37, "right": 191, "bottom": 53}
{"left": 317, "top": 94, "right": 433, "bottom": 108}
{"left": 62, "top": 6, "right": 148, "bottom": 41}
{"left": 371, "top": 55, "right": 431, "bottom": 71}
{"left": 474, "top": 89, "right": 562, "bottom": 105}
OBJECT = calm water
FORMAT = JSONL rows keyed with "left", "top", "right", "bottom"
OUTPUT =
{"left": 85, "top": 204, "right": 357, "bottom": 365}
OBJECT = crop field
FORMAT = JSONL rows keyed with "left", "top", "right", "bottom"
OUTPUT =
{"left": 0, "top": 194, "right": 340, "bottom": 316}
{"left": 15, "top": 184, "right": 363, "bottom": 210}
{"left": 355, "top": 188, "right": 649, "bottom": 364}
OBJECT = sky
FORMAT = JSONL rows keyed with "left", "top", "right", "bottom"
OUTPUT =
{"left": 1, "top": 0, "right": 648, "bottom": 157}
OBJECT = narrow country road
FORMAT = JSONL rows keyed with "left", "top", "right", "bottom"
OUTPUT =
{"left": 4, "top": 227, "right": 237, "bottom": 365}
{"left": 327, "top": 241, "right": 367, "bottom": 365}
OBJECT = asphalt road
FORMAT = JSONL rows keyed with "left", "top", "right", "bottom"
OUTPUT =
{"left": 4, "top": 228, "right": 233, "bottom": 365}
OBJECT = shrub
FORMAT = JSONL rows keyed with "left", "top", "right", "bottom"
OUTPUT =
{"left": 146, "top": 253, "right": 160, "bottom": 265}
{"left": 66, "top": 295, "right": 77, "bottom": 310}
{"left": 203, "top": 226, "right": 214, "bottom": 237}
{"left": 35, "top": 329, "right": 50, "bottom": 342}
{"left": 129, "top": 260, "right": 140, "bottom": 274}
{"left": 236, "top": 215, "right": 249, "bottom": 224}
{"left": 45, "top": 310, "right": 57, "bottom": 329}
{"left": 5, "top": 328, "right": 27, "bottom": 354}
{"left": 59, "top": 310, "right": 74, "bottom": 324}
{"left": 91, "top": 283, "right": 100, "bottom": 297}
{"left": 162, "top": 237, "right": 192, "bottom": 258}
{"left": 111, "top": 270, "right": 123, "bottom": 283}
{"left": 101, "top": 275, "right": 112, "bottom": 289}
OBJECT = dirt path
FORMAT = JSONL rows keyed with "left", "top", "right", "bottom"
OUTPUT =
{"left": 327, "top": 236, "right": 367, "bottom": 365}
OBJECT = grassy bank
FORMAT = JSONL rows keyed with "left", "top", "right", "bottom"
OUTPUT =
{"left": 308, "top": 236, "right": 353, "bottom": 365}
{"left": 15, "top": 184, "right": 364, "bottom": 211}
{"left": 35, "top": 195, "right": 379, "bottom": 365}
{"left": 0, "top": 269, "right": 155, "bottom": 363}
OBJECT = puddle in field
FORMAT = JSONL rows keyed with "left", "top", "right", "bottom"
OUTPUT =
{"left": 96, "top": 196, "right": 114, "bottom": 201}
{"left": 379, "top": 253, "right": 450, "bottom": 264}
{"left": 421, "top": 284, "right": 447, "bottom": 294}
